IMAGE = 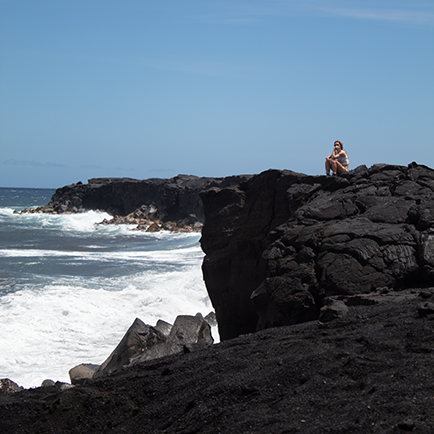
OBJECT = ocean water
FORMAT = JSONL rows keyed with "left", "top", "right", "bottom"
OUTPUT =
{"left": 0, "top": 188, "right": 214, "bottom": 388}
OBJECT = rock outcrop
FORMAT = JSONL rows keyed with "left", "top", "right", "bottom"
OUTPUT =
{"left": 0, "top": 379, "right": 24, "bottom": 395}
{"left": 200, "top": 163, "right": 434, "bottom": 340}
{"left": 72, "top": 314, "right": 214, "bottom": 382}
{"left": 92, "top": 318, "right": 168, "bottom": 379}
{"left": 20, "top": 174, "right": 252, "bottom": 231}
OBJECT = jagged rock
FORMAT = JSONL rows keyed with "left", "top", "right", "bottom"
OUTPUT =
{"left": 69, "top": 364, "right": 100, "bottom": 385}
{"left": 0, "top": 379, "right": 24, "bottom": 394}
{"left": 93, "top": 318, "right": 167, "bottom": 378}
{"left": 200, "top": 163, "right": 434, "bottom": 340}
{"left": 129, "top": 315, "right": 213, "bottom": 366}
{"left": 167, "top": 314, "right": 213, "bottom": 345}
{"left": 204, "top": 311, "right": 217, "bottom": 327}
{"left": 93, "top": 315, "right": 214, "bottom": 376}
{"left": 155, "top": 319, "right": 172, "bottom": 337}
{"left": 128, "top": 341, "right": 184, "bottom": 364}
{"left": 146, "top": 222, "right": 161, "bottom": 232}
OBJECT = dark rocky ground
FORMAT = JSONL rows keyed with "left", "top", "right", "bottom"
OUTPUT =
{"left": 1, "top": 288, "right": 434, "bottom": 434}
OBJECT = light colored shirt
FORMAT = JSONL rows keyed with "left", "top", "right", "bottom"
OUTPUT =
{"left": 337, "top": 154, "right": 349, "bottom": 167}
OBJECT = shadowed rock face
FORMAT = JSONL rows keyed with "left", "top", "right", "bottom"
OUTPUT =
{"left": 200, "top": 162, "right": 434, "bottom": 340}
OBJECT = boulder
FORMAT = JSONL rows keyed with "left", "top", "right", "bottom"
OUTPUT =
{"left": 54, "top": 381, "right": 75, "bottom": 391}
{"left": 0, "top": 379, "right": 24, "bottom": 394}
{"left": 319, "top": 299, "right": 349, "bottom": 322}
{"left": 93, "top": 315, "right": 214, "bottom": 376}
{"left": 204, "top": 311, "right": 217, "bottom": 327}
{"left": 69, "top": 364, "right": 100, "bottom": 385}
{"left": 129, "top": 315, "right": 213, "bottom": 366}
{"left": 155, "top": 319, "right": 172, "bottom": 337}
{"left": 93, "top": 318, "right": 167, "bottom": 378}
{"left": 146, "top": 222, "right": 161, "bottom": 232}
{"left": 167, "top": 314, "right": 214, "bottom": 346}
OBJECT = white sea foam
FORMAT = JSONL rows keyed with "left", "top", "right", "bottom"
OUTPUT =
{"left": 16, "top": 210, "right": 113, "bottom": 234}
{"left": 0, "top": 208, "right": 14, "bottom": 216}
{"left": 0, "top": 208, "right": 218, "bottom": 389}
{"left": 0, "top": 254, "right": 215, "bottom": 388}
{"left": 0, "top": 245, "right": 202, "bottom": 261}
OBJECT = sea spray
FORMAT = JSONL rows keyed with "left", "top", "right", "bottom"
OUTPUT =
{"left": 0, "top": 189, "right": 215, "bottom": 388}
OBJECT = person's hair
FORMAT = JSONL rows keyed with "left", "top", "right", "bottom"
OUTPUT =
{"left": 334, "top": 140, "right": 343, "bottom": 149}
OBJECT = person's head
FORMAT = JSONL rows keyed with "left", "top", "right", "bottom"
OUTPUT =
{"left": 334, "top": 141, "right": 343, "bottom": 150}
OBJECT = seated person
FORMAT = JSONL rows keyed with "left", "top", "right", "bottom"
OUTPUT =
{"left": 325, "top": 141, "right": 349, "bottom": 175}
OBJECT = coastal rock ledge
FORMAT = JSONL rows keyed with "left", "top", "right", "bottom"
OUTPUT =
{"left": 200, "top": 162, "right": 434, "bottom": 340}
{"left": 20, "top": 174, "right": 252, "bottom": 232}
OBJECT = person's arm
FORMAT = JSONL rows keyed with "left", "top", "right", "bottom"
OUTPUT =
{"left": 334, "top": 150, "right": 346, "bottom": 159}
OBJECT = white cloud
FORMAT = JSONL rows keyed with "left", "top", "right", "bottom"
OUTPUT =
{"left": 193, "top": 0, "right": 434, "bottom": 26}
{"left": 315, "top": 5, "right": 434, "bottom": 25}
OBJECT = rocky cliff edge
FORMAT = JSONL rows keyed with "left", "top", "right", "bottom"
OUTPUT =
{"left": 200, "top": 162, "right": 434, "bottom": 340}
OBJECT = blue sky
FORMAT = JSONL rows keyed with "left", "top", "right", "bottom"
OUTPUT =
{"left": 1, "top": 0, "right": 433, "bottom": 188}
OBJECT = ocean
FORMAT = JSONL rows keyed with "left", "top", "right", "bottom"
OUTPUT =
{"left": 0, "top": 187, "right": 214, "bottom": 388}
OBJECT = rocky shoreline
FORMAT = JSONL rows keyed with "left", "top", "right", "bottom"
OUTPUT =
{"left": 0, "top": 311, "right": 217, "bottom": 391}
{"left": 2, "top": 162, "right": 434, "bottom": 433}
{"left": 17, "top": 174, "right": 252, "bottom": 232}
{"left": 1, "top": 288, "right": 434, "bottom": 433}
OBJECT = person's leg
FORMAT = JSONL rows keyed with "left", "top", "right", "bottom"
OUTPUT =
{"left": 330, "top": 159, "right": 337, "bottom": 175}
{"left": 335, "top": 161, "right": 348, "bottom": 175}
{"left": 325, "top": 158, "right": 337, "bottom": 175}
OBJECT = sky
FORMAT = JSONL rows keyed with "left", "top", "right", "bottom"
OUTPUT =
{"left": 0, "top": 0, "right": 433, "bottom": 188}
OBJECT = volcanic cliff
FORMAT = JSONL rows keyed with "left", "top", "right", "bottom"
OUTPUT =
{"left": 200, "top": 162, "right": 434, "bottom": 340}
